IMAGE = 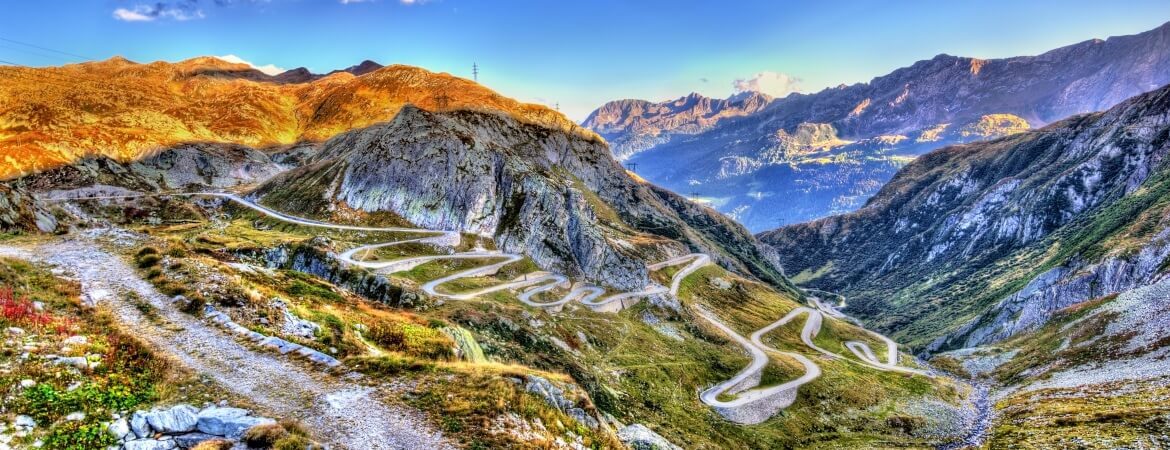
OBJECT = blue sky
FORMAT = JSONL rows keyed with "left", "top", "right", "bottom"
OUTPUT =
{"left": 1, "top": 1, "right": 1167, "bottom": 120}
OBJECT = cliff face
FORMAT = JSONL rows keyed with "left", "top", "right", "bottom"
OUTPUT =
{"left": 255, "top": 107, "right": 788, "bottom": 290}
{"left": 591, "top": 22, "right": 1170, "bottom": 231}
{"left": 760, "top": 84, "right": 1170, "bottom": 351}
{"left": 581, "top": 92, "right": 773, "bottom": 161}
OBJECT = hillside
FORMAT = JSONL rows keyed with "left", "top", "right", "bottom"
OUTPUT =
{"left": 591, "top": 21, "right": 1170, "bottom": 231}
{"left": 761, "top": 81, "right": 1170, "bottom": 449}
{"left": 253, "top": 106, "right": 788, "bottom": 290}
{"left": 0, "top": 56, "right": 590, "bottom": 178}
{"left": 761, "top": 83, "right": 1170, "bottom": 351}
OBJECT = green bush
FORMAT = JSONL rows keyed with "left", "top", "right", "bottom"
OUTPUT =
{"left": 42, "top": 420, "right": 118, "bottom": 450}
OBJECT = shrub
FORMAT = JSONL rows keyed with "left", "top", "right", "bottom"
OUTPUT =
{"left": 273, "top": 434, "right": 317, "bottom": 450}
{"left": 242, "top": 422, "right": 289, "bottom": 447}
{"left": 42, "top": 420, "right": 118, "bottom": 450}
{"left": 366, "top": 321, "right": 453, "bottom": 360}
{"left": 136, "top": 254, "right": 161, "bottom": 269}
{"left": 135, "top": 247, "right": 159, "bottom": 258}
{"left": 0, "top": 288, "right": 52, "bottom": 328}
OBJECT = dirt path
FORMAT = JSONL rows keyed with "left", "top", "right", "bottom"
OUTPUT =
{"left": 0, "top": 236, "right": 455, "bottom": 450}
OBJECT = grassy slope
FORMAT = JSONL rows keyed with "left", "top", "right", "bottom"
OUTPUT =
{"left": 120, "top": 199, "right": 971, "bottom": 449}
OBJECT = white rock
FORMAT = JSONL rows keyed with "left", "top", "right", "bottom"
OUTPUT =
{"left": 6, "top": 327, "right": 24, "bottom": 336}
{"left": 64, "top": 412, "right": 85, "bottom": 422}
{"left": 13, "top": 416, "right": 35, "bottom": 430}
{"left": 19, "top": 380, "right": 35, "bottom": 389}
{"left": 130, "top": 411, "right": 151, "bottom": 439}
{"left": 108, "top": 418, "right": 130, "bottom": 441}
{"left": 62, "top": 335, "right": 88, "bottom": 346}
{"left": 195, "top": 407, "right": 249, "bottom": 436}
{"left": 617, "top": 424, "right": 682, "bottom": 450}
{"left": 144, "top": 405, "right": 199, "bottom": 434}
{"left": 122, "top": 439, "right": 178, "bottom": 450}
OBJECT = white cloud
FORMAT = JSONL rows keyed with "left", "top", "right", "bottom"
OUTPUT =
{"left": 732, "top": 71, "right": 802, "bottom": 97}
{"left": 112, "top": 3, "right": 205, "bottom": 22}
{"left": 216, "top": 54, "right": 287, "bottom": 76}
{"left": 112, "top": 7, "right": 155, "bottom": 21}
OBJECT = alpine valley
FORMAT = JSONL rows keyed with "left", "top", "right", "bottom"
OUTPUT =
{"left": 0, "top": 10, "right": 1167, "bottom": 450}
{"left": 586, "top": 22, "right": 1170, "bottom": 231}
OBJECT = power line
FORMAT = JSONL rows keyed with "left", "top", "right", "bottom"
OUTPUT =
{"left": 0, "top": 36, "right": 94, "bottom": 61}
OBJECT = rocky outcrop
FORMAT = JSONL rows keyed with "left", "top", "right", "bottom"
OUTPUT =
{"left": 930, "top": 234, "right": 1170, "bottom": 351}
{"left": 0, "top": 183, "right": 57, "bottom": 233}
{"left": 254, "top": 107, "right": 790, "bottom": 290}
{"left": 598, "top": 22, "right": 1170, "bottom": 231}
{"left": 107, "top": 404, "right": 276, "bottom": 449}
{"left": 251, "top": 237, "right": 432, "bottom": 310}
{"left": 763, "top": 84, "right": 1170, "bottom": 351}
{"left": 616, "top": 424, "right": 681, "bottom": 450}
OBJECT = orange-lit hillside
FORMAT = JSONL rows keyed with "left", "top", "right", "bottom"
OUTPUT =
{"left": 0, "top": 56, "right": 591, "bottom": 179}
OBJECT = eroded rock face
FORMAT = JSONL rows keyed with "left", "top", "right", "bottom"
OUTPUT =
{"left": 255, "top": 107, "right": 789, "bottom": 290}
{"left": 0, "top": 183, "right": 57, "bottom": 233}
{"left": 763, "top": 84, "right": 1170, "bottom": 351}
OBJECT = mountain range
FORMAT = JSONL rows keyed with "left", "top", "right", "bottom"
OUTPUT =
{"left": 586, "top": 21, "right": 1170, "bottom": 231}
{"left": 0, "top": 56, "right": 586, "bottom": 179}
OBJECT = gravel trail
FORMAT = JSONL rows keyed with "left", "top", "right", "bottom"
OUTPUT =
{"left": 0, "top": 237, "right": 455, "bottom": 450}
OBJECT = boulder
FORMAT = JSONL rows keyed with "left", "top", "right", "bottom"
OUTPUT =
{"left": 222, "top": 416, "right": 274, "bottom": 440}
{"left": 13, "top": 415, "right": 35, "bottom": 431}
{"left": 144, "top": 405, "right": 199, "bottom": 434}
{"left": 108, "top": 418, "right": 131, "bottom": 441}
{"left": 123, "top": 438, "right": 178, "bottom": 450}
{"left": 195, "top": 407, "right": 272, "bottom": 438}
{"left": 172, "top": 432, "right": 222, "bottom": 448}
{"left": 617, "top": 424, "right": 682, "bottom": 450}
{"left": 130, "top": 411, "right": 151, "bottom": 438}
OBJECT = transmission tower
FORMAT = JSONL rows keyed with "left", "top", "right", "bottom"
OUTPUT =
{"left": 690, "top": 191, "right": 701, "bottom": 201}
{"left": 625, "top": 162, "right": 639, "bottom": 172}
{"left": 472, "top": 62, "right": 479, "bottom": 82}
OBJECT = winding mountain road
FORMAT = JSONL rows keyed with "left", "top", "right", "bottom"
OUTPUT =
{"left": 53, "top": 192, "right": 927, "bottom": 424}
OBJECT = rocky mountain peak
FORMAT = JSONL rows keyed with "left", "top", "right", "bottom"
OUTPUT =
{"left": 604, "top": 21, "right": 1170, "bottom": 231}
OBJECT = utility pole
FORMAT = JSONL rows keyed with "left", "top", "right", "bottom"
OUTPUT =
{"left": 625, "top": 162, "right": 638, "bottom": 172}
{"left": 690, "top": 191, "right": 701, "bottom": 202}
{"left": 472, "top": 62, "right": 479, "bottom": 82}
